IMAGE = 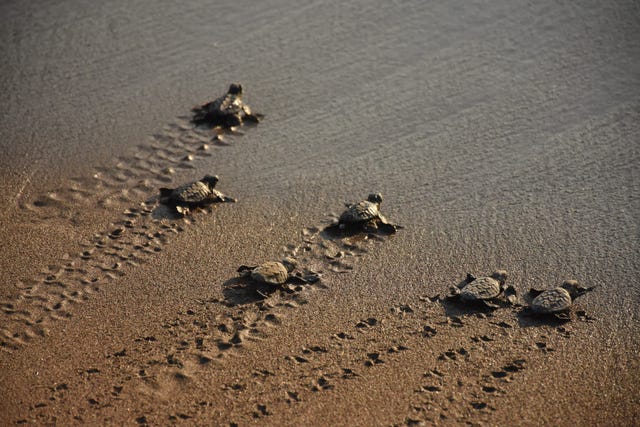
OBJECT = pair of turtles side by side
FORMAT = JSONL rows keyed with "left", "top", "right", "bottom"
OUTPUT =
{"left": 524, "top": 280, "right": 596, "bottom": 320}
{"left": 446, "top": 272, "right": 595, "bottom": 318}
{"left": 192, "top": 83, "right": 263, "bottom": 129}
{"left": 447, "top": 270, "right": 517, "bottom": 309}
{"left": 159, "top": 174, "right": 236, "bottom": 216}
{"left": 236, "top": 259, "right": 321, "bottom": 298}
{"left": 327, "top": 193, "right": 403, "bottom": 235}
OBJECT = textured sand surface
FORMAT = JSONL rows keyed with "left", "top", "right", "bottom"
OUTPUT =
{"left": 1, "top": 0, "right": 639, "bottom": 425}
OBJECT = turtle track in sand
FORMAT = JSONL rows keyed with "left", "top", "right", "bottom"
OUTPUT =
{"left": 17, "top": 117, "right": 225, "bottom": 223}
{"left": 0, "top": 202, "right": 192, "bottom": 351}
{"left": 0, "top": 117, "right": 243, "bottom": 352}
{"left": 15, "top": 284, "right": 591, "bottom": 425}
{"left": 0, "top": 109, "right": 383, "bottom": 354}
{"left": 6, "top": 222, "right": 406, "bottom": 425}
{"left": 3, "top": 116, "right": 598, "bottom": 424}
{"left": 30, "top": 227, "right": 593, "bottom": 426}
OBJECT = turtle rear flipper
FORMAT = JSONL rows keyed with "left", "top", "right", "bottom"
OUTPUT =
{"left": 504, "top": 285, "right": 518, "bottom": 305}
{"left": 289, "top": 272, "right": 321, "bottom": 285}
{"left": 456, "top": 273, "right": 476, "bottom": 289}
{"left": 528, "top": 288, "right": 545, "bottom": 298}
{"left": 243, "top": 112, "right": 264, "bottom": 123}
{"left": 159, "top": 188, "right": 174, "bottom": 204}
{"left": 446, "top": 286, "right": 461, "bottom": 300}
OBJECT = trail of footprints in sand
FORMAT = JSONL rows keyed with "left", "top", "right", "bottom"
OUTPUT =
{"left": 40, "top": 288, "right": 581, "bottom": 425}
{"left": 5, "top": 111, "right": 593, "bottom": 425}
{"left": 12, "top": 224, "right": 387, "bottom": 424}
{"left": 239, "top": 310, "right": 574, "bottom": 426}
{"left": 1, "top": 118, "right": 239, "bottom": 351}
{"left": 0, "top": 100, "right": 376, "bottom": 360}
{"left": 0, "top": 205, "right": 185, "bottom": 350}
{"left": 20, "top": 117, "right": 220, "bottom": 221}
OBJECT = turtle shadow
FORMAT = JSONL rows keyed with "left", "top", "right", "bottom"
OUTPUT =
{"left": 438, "top": 297, "right": 503, "bottom": 319}
{"left": 221, "top": 276, "right": 300, "bottom": 307}
{"left": 515, "top": 310, "right": 572, "bottom": 328}
{"left": 319, "top": 225, "right": 390, "bottom": 248}
{"left": 140, "top": 195, "right": 181, "bottom": 220}
{"left": 222, "top": 277, "right": 269, "bottom": 306}
{"left": 515, "top": 306, "right": 595, "bottom": 327}
{"left": 322, "top": 223, "right": 398, "bottom": 240}
{"left": 150, "top": 203, "right": 184, "bottom": 220}
{"left": 191, "top": 118, "right": 261, "bottom": 135}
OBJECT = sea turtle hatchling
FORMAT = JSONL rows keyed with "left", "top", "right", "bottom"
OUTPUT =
{"left": 448, "top": 270, "right": 517, "bottom": 309}
{"left": 526, "top": 280, "right": 595, "bottom": 319}
{"left": 334, "top": 193, "right": 402, "bottom": 234}
{"left": 158, "top": 175, "right": 236, "bottom": 216}
{"left": 237, "top": 259, "right": 320, "bottom": 297}
{"left": 192, "top": 83, "right": 263, "bottom": 128}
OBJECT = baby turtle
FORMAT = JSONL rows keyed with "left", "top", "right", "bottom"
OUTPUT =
{"left": 159, "top": 175, "right": 235, "bottom": 216}
{"left": 526, "top": 280, "right": 595, "bottom": 319}
{"left": 448, "top": 270, "right": 516, "bottom": 309}
{"left": 334, "top": 193, "right": 402, "bottom": 234}
{"left": 237, "top": 259, "right": 320, "bottom": 298}
{"left": 192, "top": 83, "right": 263, "bottom": 128}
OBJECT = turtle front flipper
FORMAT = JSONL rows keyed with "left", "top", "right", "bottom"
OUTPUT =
{"left": 243, "top": 112, "right": 264, "bottom": 123}
{"left": 237, "top": 265, "right": 258, "bottom": 274}
{"left": 175, "top": 205, "right": 190, "bottom": 216}
{"left": 376, "top": 215, "right": 402, "bottom": 234}
{"left": 214, "top": 193, "right": 237, "bottom": 203}
{"left": 481, "top": 300, "right": 500, "bottom": 310}
{"left": 288, "top": 272, "right": 321, "bottom": 285}
{"left": 376, "top": 222, "right": 400, "bottom": 234}
{"left": 575, "top": 285, "right": 597, "bottom": 298}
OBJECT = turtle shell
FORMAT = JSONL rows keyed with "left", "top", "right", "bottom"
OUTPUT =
{"left": 531, "top": 287, "right": 572, "bottom": 314}
{"left": 251, "top": 261, "right": 289, "bottom": 285}
{"left": 172, "top": 180, "right": 214, "bottom": 205}
{"left": 339, "top": 200, "right": 380, "bottom": 224}
{"left": 459, "top": 277, "right": 502, "bottom": 302}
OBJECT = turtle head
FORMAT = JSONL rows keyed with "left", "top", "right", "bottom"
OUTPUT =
{"left": 490, "top": 270, "right": 508, "bottom": 285}
{"left": 228, "top": 83, "right": 243, "bottom": 95}
{"left": 367, "top": 193, "right": 383, "bottom": 205}
{"left": 561, "top": 280, "right": 587, "bottom": 298}
{"left": 281, "top": 257, "right": 297, "bottom": 272}
{"left": 201, "top": 175, "right": 219, "bottom": 188}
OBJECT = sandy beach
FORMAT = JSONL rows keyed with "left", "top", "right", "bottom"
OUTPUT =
{"left": 1, "top": 0, "right": 639, "bottom": 425}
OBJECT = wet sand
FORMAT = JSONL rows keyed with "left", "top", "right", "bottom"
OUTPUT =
{"left": 1, "top": 0, "right": 639, "bottom": 425}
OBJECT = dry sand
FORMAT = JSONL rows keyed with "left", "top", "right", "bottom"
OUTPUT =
{"left": 1, "top": 0, "right": 639, "bottom": 425}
